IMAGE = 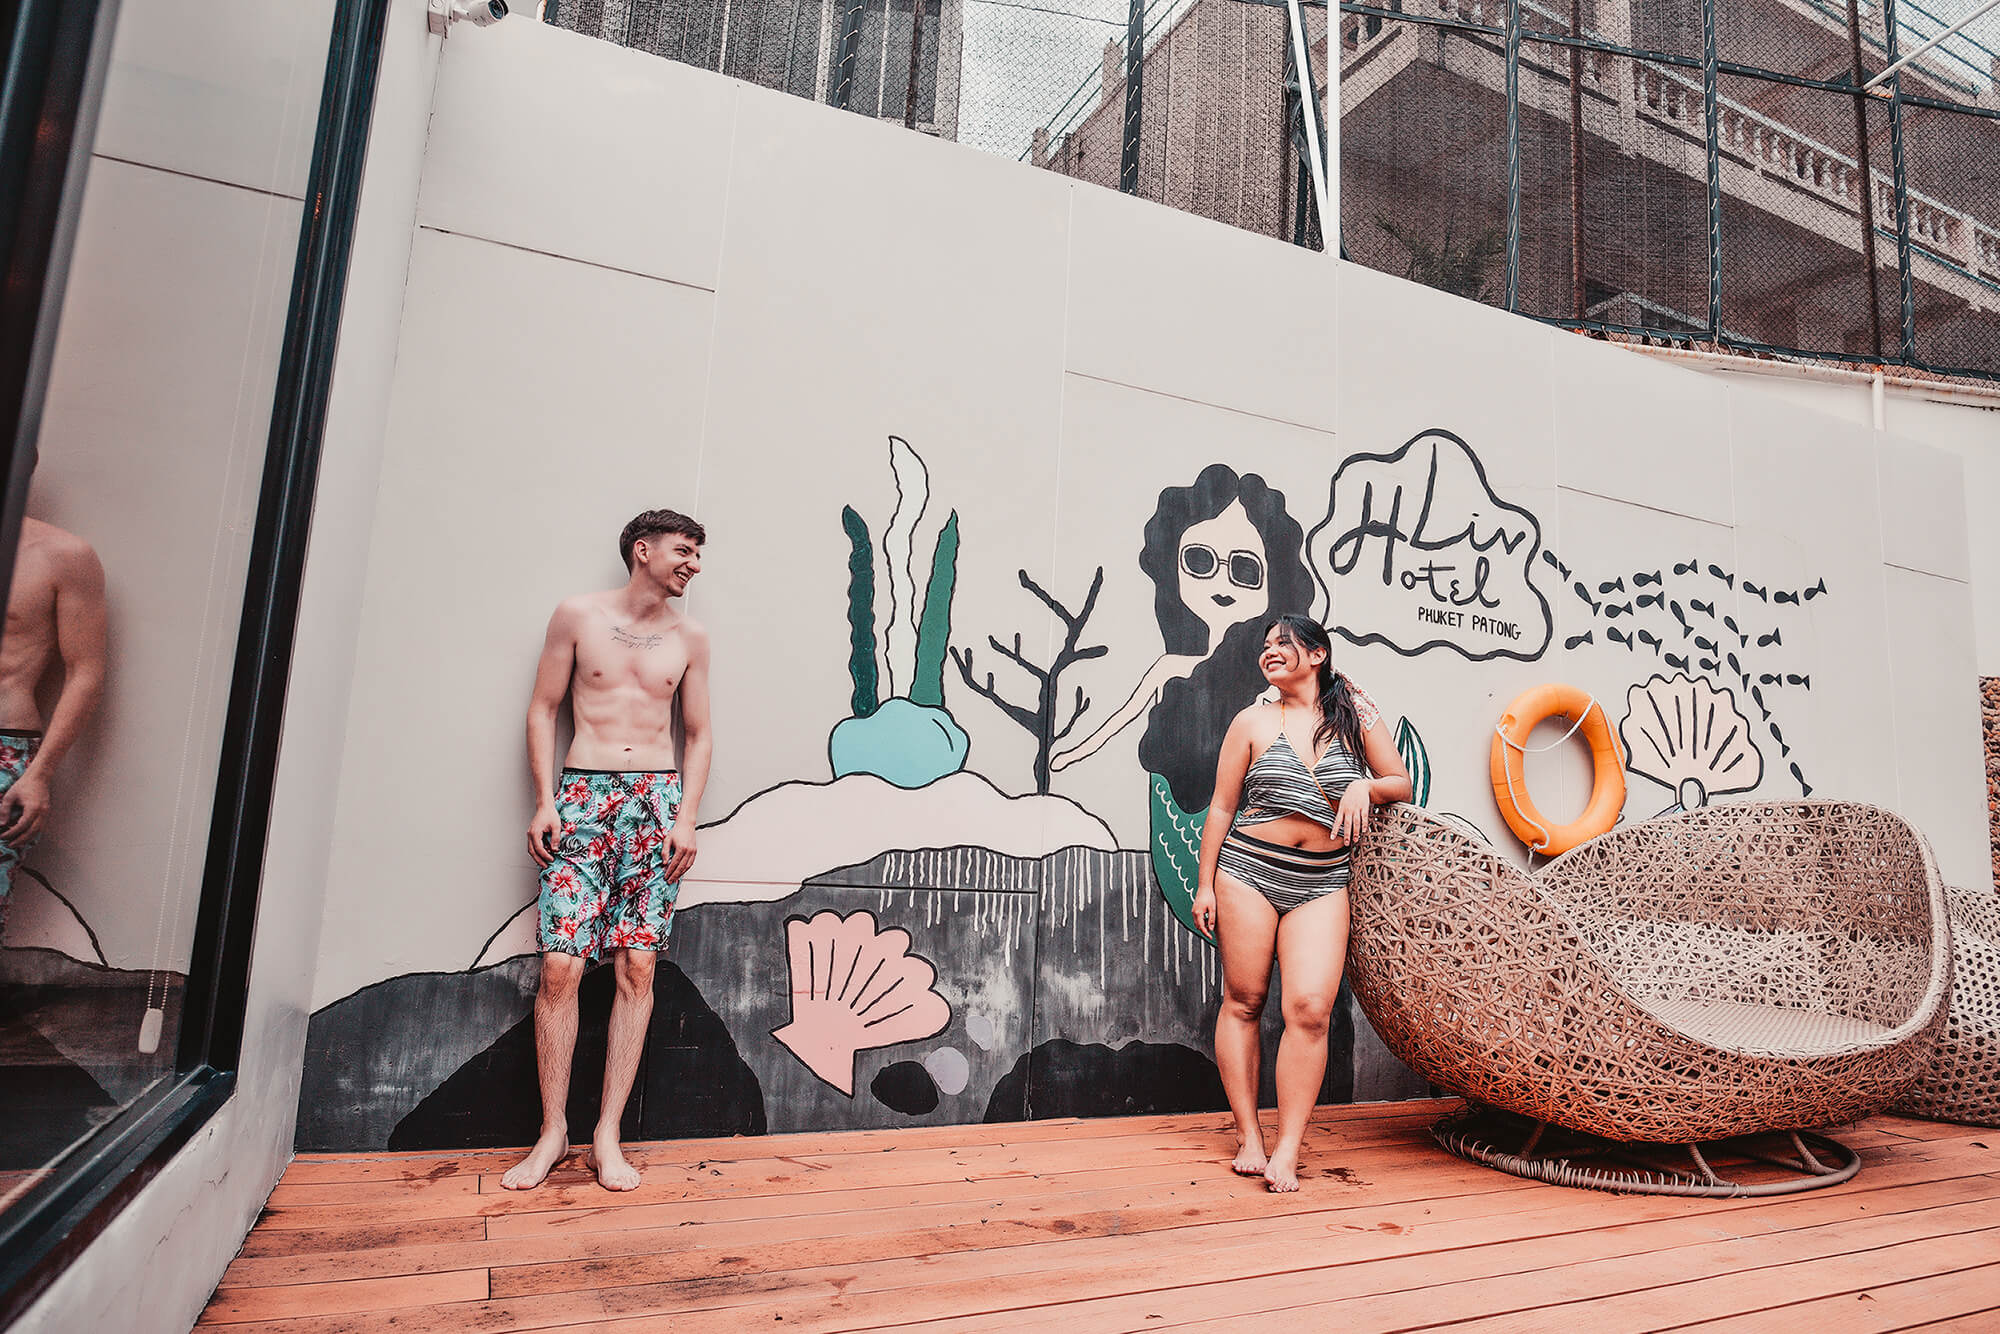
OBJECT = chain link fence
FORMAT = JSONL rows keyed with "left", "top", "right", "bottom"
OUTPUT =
{"left": 1341, "top": 0, "right": 1998, "bottom": 377}
{"left": 549, "top": 0, "right": 2000, "bottom": 379}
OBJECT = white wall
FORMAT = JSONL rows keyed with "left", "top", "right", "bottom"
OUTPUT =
{"left": 307, "top": 15, "right": 1987, "bottom": 1038}
{"left": 14, "top": 1, "right": 445, "bottom": 1329}
{"left": 1690, "top": 369, "right": 2000, "bottom": 674}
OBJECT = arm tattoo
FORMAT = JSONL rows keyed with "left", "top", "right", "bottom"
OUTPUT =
{"left": 612, "top": 626, "right": 664, "bottom": 650}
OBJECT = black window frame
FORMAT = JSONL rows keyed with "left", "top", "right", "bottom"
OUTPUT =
{"left": 0, "top": 0, "right": 390, "bottom": 1322}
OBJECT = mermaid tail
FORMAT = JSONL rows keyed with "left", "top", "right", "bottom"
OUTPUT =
{"left": 1148, "top": 773, "right": 1212, "bottom": 944}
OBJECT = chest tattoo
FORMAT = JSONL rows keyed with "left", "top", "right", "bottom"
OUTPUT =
{"left": 611, "top": 626, "right": 664, "bottom": 650}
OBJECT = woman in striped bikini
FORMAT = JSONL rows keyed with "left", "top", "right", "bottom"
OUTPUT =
{"left": 1190, "top": 614, "right": 1411, "bottom": 1191}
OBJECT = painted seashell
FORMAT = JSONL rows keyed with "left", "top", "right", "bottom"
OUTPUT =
{"left": 1619, "top": 672, "right": 1763, "bottom": 811}
{"left": 772, "top": 909, "right": 951, "bottom": 1096}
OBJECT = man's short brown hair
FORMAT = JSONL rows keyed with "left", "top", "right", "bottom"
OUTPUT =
{"left": 620, "top": 509, "right": 706, "bottom": 571}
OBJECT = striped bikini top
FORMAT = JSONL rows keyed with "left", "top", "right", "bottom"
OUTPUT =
{"left": 1236, "top": 688, "right": 1380, "bottom": 832}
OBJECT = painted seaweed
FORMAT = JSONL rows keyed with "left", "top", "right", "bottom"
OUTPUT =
{"left": 841, "top": 505, "right": 879, "bottom": 718}
{"left": 911, "top": 512, "right": 958, "bottom": 709}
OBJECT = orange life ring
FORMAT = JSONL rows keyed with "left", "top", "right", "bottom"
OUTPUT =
{"left": 1489, "top": 683, "right": 1627, "bottom": 856}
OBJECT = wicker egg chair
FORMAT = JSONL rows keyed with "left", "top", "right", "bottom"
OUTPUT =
{"left": 1894, "top": 883, "right": 2000, "bottom": 1127}
{"left": 1346, "top": 801, "right": 1953, "bottom": 1195}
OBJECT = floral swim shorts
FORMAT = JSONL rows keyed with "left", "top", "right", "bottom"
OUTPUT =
{"left": 0, "top": 729, "right": 41, "bottom": 940}
{"left": 538, "top": 768, "right": 682, "bottom": 960}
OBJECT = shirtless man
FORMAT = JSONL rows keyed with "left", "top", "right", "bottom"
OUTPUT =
{"left": 501, "top": 509, "right": 712, "bottom": 1193}
{"left": 0, "top": 518, "right": 106, "bottom": 940}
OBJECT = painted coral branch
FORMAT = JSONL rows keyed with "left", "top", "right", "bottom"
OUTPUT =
{"left": 950, "top": 566, "right": 1106, "bottom": 793}
{"left": 949, "top": 647, "right": 1040, "bottom": 734}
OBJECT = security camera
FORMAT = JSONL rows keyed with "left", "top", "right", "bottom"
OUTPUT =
{"left": 428, "top": 0, "right": 508, "bottom": 33}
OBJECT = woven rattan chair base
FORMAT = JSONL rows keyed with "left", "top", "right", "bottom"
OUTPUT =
{"left": 1432, "top": 1102, "right": 1862, "bottom": 1197}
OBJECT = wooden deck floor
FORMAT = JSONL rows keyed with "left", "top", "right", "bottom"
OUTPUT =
{"left": 199, "top": 1099, "right": 2000, "bottom": 1332}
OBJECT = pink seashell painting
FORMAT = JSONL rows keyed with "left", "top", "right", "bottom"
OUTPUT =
{"left": 771, "top": 909, "right": 952, "bottom": 1095}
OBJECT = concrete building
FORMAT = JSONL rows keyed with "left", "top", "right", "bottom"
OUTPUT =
{"left": 1039, "top": 0, "right": 2000, "bottom": 371}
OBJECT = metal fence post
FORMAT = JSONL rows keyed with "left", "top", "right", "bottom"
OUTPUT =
{"left": 830, "top": 0, "right": 865, "bottom": 110}
{"left": 1504, "top": 0, "right": 1521, "bottom": 310}
{"left": 1285, "top": 0, "right": 1331, "bottom": 246}
{"left": 1568, "top": 0, "right": 1586, "bottom": 321}
{"left": 904, "top": 0, "right": 927, "bottom": 128}
{"left": 1845, "top": 0, "right": 1886, "bottom": 358}
{"left": 1703, "top": 0, "right": 1722, "bottom": 340}
{"left": 1119, "top": 0, "right": 1145, "bottom": 193}
{"left": 1882, "top": 0, "right": 1918, "bottom": 364}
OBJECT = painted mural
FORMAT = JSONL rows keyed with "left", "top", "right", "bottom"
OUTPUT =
{"left": 1621, "top": 673, "right": 1764, "bottom": 816}
{"left": 771, "top": 908, "right": 951, "bottom": 1095}
{"left": 296, "top": 425, "right": 1851, "bottom": 1152}
{"left": 1055, "top": 464, "right": 1312, "bottom": 940}
{"left": 1306, "top": 430, "right": 1553, "bottom": 662}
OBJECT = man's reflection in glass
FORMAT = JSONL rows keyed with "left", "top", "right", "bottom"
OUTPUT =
{"left": 0, "top": 516, "right": 105, "bottom": 940}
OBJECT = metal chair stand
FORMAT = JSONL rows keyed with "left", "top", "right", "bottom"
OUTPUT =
{"left": 1432, "top": 1101, "right": 1862, "bottom": 1197}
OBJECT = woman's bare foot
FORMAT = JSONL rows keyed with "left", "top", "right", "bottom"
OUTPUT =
{"left": 1263, "top": 1143, "right": 1301, "bottom": 1192}
{"left": 499, "top": 1127, "right": 570, "bottom": 1191}
{"left": 1232, "top": 1139, "right": 1269, "bottom": 1176}
{"left": 585, "top": 1132, "right": 643, "bottom": 1192}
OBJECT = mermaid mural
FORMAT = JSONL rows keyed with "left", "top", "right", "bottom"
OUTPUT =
{"left": 1051, "top": 465, "right": 1315, "bottom": 940}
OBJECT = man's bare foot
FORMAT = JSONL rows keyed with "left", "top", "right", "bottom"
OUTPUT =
{"left": 1232, "top": 1140, "right": 1269, "bottom": 1176}
{"left": 585, "top": 1133, "right": 642, "bottom": 1192}
{"left": 1263, "top": 1144, "right": 1301, "bottom": 1193}
{"left": 500, "top": 1128, "right": 570, "bottom": 1191}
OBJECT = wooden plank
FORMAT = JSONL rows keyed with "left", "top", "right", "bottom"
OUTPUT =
{"left": 267, "top": 1115, "right": 1433, "bottom": 1207}
{"left": 262, "top": 1118, "right": 1974, "bottom": 1219}
{"left": 1850, "top": 1118, "right": 1999, "bottom": 1145}
{"left": 1428, "top": 1228, "right": 2000, "bottom": 1334}
{"left": 266, "top": 1174, "right": 484, "bottom": 1205}
{"left": 274, "top": 1101, "right": 1455, "bottom": 1185}
{"left": 1894, "top": 1310, "right": 2000, "bottom": 1332}
{"left": 197, "top": 1270, "right": 488, "bottom": 1325}
{"left": 224, "top": 1137, "right": 1989, "bottom": 1294}
{"left": 200, "top": 1109, "right": 2000, "bottom": 1334}
{"left": 482, "top": 1171, "right": 1564, "bottom": 1300}
{"left": 198, "top": 1176, "right": 2000, "bottom": 1334}
{"left": 1661, "top": 1264, "right": 2000, "bottom": 1333}
{"left": 1149, "top": 1263, "right": 2000, "bottom": 1334}
{"left": 270, "top": 1118, "right": 1417, "bottom": 1206}
{"left": 270, "top": 1113, "right": 1909, "bottom": 1193}
{"left": 437, "top": 1130, "right": 1987, "bottom": 1238}
{"left": 222, "top": 1177, "right": 1538, "bottom": 1300}
{"left": 235, "top": 1217, "right": 486, "bottom": 1260}
{"left": 265, "top": 1105, "right": 1981, "bottom": 1191}
{"left": 474, "top": 1140, "right": 1527, "bottom": 1231}
{"left": 224, "top": 1124, "right": 1992, "bottom": 1279}
{"left": 809, "top": 1181, "right": 2000, "bottom": 1334}
{"left": 254, "top": 1122, "right": 1466, "bottom": 1228}
{"left": 222, "top": 1153, "right": 1539, "bottom": 1289}
{"left": 482, "top": 1161, "right": 2000, "bottom": 1304}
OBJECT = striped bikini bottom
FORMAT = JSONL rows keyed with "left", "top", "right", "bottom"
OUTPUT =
{"left": 1217, "top": 827, "right": 1351, "bottom": 914}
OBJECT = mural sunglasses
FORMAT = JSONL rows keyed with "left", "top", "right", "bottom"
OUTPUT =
{"left": 1180, "top": 544, "right": 1265, "bottom": 589}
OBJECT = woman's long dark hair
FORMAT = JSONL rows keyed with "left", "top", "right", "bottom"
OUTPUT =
{"left": 1137, "top": 465, "right": 1313, "bottom": 811}
{"left": 1269, "top": 614, "right": 1368, "bottom": 778}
